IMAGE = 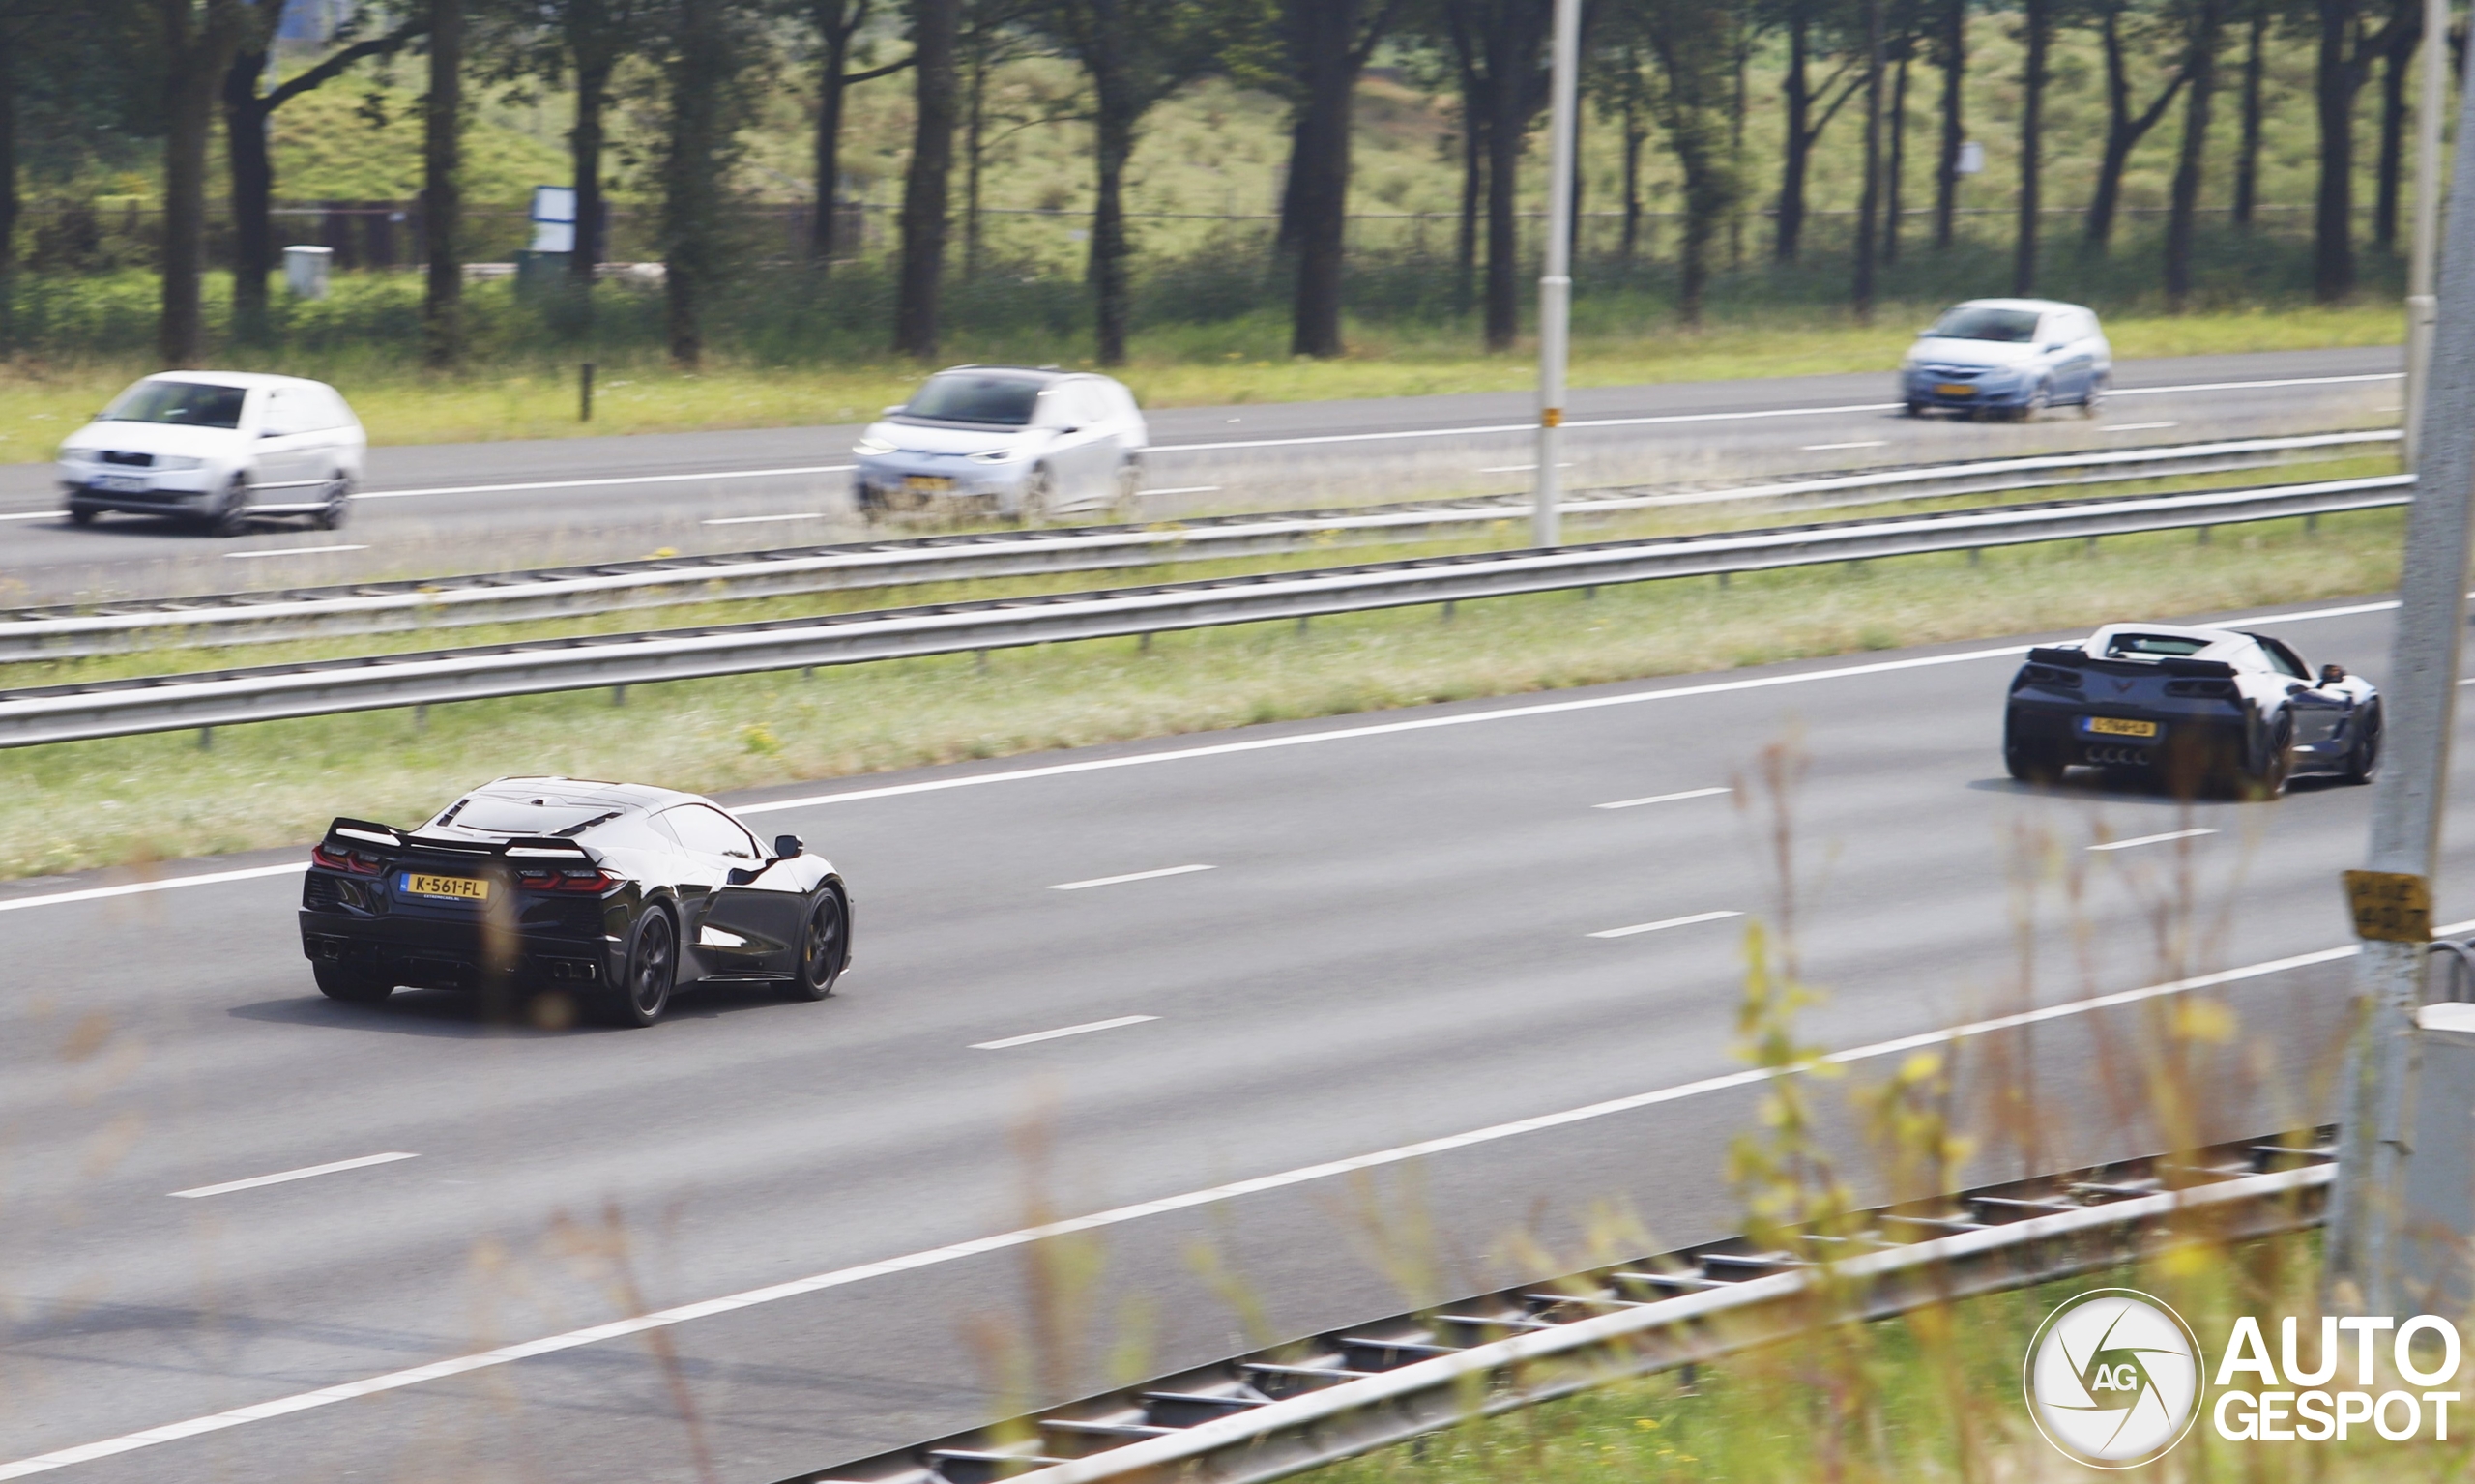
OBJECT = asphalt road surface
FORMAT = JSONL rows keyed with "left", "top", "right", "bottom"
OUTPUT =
{"left": 0, "top": 594, "right": 2459, "bottom": 1483}
{"left": 0, "top": 345, "right": 2402, "bottom": 603}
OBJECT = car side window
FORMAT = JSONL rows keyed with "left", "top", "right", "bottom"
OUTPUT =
{"left": 2258, "top": 638, "right": 2310, "bottom": 680}
{"left": 664, "top": 804, "right": 759, "bottom": 859}
{"left": 262, "top": 392, "right": 313, "bottom": 437}
{"left": 308, "top": 388, "right": 352, "bottom": 429}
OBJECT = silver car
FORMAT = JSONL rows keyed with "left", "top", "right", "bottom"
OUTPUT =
{"left": 852, "top": 365, "right": 1149, "bottom": 522}
{"left": 56, "top": 371, "right": 366, "bottom": 535}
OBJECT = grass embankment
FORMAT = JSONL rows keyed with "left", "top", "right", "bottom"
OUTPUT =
{"left": 0, "top": 291, "right": 2402, "bottom": 456}
{"left": 0, "top": 504, "right": 2401, "bottom": 882}
{"left": 1303, "top": 1234, "right": 2462, "bottom": 1484}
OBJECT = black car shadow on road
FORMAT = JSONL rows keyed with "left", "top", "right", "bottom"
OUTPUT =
{"left": 229, "top": 980, "right": 807, "bottom": 1037}
{"left": 1968, "top": 770, "right": 2361, "bottom": 805}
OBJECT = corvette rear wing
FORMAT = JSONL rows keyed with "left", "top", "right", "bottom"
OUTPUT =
{"left": 322, "top": 817, "right": 407, "bottom": 851}
{"left": 2024, "top": 647, "right": 2236, "bottom": 680}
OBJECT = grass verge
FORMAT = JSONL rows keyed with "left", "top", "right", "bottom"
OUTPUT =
{"left": 0, "top": 300, "right": 2403, "bottom": 458}
{"left": 0, "top": 505, "right": 2401, "bottom": 883}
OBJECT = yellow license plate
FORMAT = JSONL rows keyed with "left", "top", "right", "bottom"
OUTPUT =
{"left": 2087, "top": 717, "right": 2158, "bottom": 738}
{"left": 403, "top": 873, "right": 489, "bottom": 901}
{"left": 903, "top": 476, "right": 953, "bottom": 494}
{"left": 1934, "top": 383, "right": 1976, "bottom": 396}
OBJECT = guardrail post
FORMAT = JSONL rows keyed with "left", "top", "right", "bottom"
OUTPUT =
{"left": 580, "top": 362, "right": 595, "bottom": 423}
{"left": 2326, "top": 37, "right": 2475, "bottom": 1315}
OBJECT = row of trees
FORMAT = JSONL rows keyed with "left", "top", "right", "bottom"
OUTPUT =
{"left": 0, "top": 0, "right": 2441, "bottom": 371}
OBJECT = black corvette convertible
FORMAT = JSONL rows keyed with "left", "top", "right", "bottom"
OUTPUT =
{"left": 299, "top": 777, "right": 851, "bottom": 1026}
{"left": 2003, "top": 622, "right": 2381, "bottom": 796}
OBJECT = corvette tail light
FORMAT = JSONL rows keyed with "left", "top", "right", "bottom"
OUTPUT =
{"left": 519, "top": 867, "right": 617, "bottom": 893}
{"left": 311, "top": 843, "right": 381, "bottom": 874}
{"left": 2165, "top": 679, "right": 2238, "bottom": 699}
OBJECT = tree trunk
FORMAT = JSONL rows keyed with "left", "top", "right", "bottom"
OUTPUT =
{"left": 2373, "top": 9, "right": 2416, "bottom": 250}
{"left": 161, "top": 43, "right": 221, "bottom": 366}
{"left": 2314, "top": 0, "right": 2356, "bottom": 301}
{"left": 2085, "top": 10, "right": 2189, "bottom": 249}
{"left": 894, "top": 0, "right": 958, "bottom": 357}
{"left": 1934, "top": 0, "right": 1963, "bottom": 249}
{"left": 1776, "top": 18, "right": 1810, "bottom": 264}
{"left": 1091, "top": 97, "right": 1134, "bottom": 364}
{"left": 1456, "top": 90, "right": 1482, "bottom": 317}
{"left": 222, "top": 47, "right": 274, "bottom": 342}
{"left": 1275, "top": 113, "right": 1308, "bottom": 255}
{"left": 1482, "top": 50, "right": 1521, "bottom": 351}
{"left": 1289, "top": 0, "right": 1361, "bottom": 359}
{"left": 666, "top": 0, "right": 729, "bottom": 367}
{"left": 2014, "top": 0, "right": 2048, "bottom": 295}
{"left": 1854, "top": 0, "right": 1882, "bottom": 320}
{"left": 1884, "top": 46, "right": 1907, "bottom": 265}
{"left": 1729, "top": 35, "right": 1747, "bottom": 268}
{"left": 569, "top": 55, "right": 612, "bottom": 282}
{"left": 964, "top": 33, "right": 987, "bottom": 278}
{"left": 1619, "top": 89, "right": 1644, "bottom": 265}
{"left": 810, "top": 0, "right": 856, "bottom": 265}
{"left": 2165, "top": 0, "right": 2220, "bottom": 308}
{"left": 2234, "top": 2, "right": 2266, "bottom": 224}
{"left": 423, "top": 0, "right": 465, "bottom": 368}
{"left": 0, "top": 45, "right": 15, "bottom": 279}
{"left": 1647, "top": 0, "right": 1739, "bottom": 327}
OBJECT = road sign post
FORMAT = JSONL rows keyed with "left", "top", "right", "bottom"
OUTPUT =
{"left": 2402, "top": 0, "right": 2450, "bottom": 466}
{"left": 2326, "top": 33, "right": 2475, "bottom": 1312}
{"left": 1534, "top": 0, "right": 1582, "bottom": 550}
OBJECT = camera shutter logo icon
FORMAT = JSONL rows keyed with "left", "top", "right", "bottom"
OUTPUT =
{"left": 2024, "top": 1289, "right": 2204, "bottom": 1469}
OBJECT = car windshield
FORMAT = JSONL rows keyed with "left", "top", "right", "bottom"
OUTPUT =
{"left": 1929, "top": 307, "right": 2042, "bottom": 343}
{"left": 442, "top": 799, "right": 621, "bottom": 836}
{"left": 100, "top": 380, "right": 248, "bottom": 430}
{"left": 900, "top": 373, "right": 1043, "bottom": 426}
{"left": 2103, "top": 633, "right": 2212, "bottom": 658}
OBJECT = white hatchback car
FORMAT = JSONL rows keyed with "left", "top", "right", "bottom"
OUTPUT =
{"left": 852, "top": 365, "right": 1149, "bottom": 522}
{"left": 56, "top": 372, "right": 366, "bottom": 535}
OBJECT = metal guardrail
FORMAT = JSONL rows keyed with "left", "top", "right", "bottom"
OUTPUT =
{"left": 802, "top": 1133, "right": 2333, "bottom": 1484}
{"left": 0, "top": 472, "right": 2409, "bottom": 749}
{"left": 0, "top": 430, "right": 2396, "bottom": 660}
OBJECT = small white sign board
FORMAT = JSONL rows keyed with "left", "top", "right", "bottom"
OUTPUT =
{"left": 531, "top": 186, "right": 577, "bottom": 254}
{"left": 1956, "top": 141, "right": 1986, "bottom": 176}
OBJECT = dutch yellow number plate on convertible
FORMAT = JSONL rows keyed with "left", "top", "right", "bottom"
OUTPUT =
{"left": 903, "top": 476, "right": 953, "bottom": 494}
{"left": 1934, "top": 383, "right": 1976, "bottom": 396}
{"left": 403, "top": 873, "right": 489, "bottom": 901}
{"left": 2087, "top": 716, "right": 2158, "bottom": 738}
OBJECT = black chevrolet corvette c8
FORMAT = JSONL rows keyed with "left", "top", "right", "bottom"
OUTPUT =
{"left": 298, "top": 777, "right": 851, "bottom": 1026}
{"left": 2003, "top": 623, "right": 2380, "bottom": 797}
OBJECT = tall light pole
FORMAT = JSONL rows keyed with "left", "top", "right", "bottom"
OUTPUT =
{"left": 1534, "top": 0, "right": 1583, "bottom": 549}
{"left": 2326, "top": 15, "right": 2475, "bottom": 1313}
{"left": 2402, "top": 0, "right": 2451, "bottom": 465}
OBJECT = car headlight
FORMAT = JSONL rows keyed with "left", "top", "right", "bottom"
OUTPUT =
{"left": 853, "top": 437, "right": 895, "bottom": 456}
{"left": 966, "top": 449, "right": 1018, "bottom": 464}
{"left": 153, "top": 455, "right": 204, "bottom": 471}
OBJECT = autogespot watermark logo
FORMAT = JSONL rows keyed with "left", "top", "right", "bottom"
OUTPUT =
{"left": 2024, "top": 1289, "right": 2205, "bottom": 1469}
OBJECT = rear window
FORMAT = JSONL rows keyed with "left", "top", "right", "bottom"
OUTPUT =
{"left": 1930, "top": 307, "right": 2041, "bottom": 343}
{"left": 438, "top": 798, "right": 620, "bottom": 837}
{"left": 102, "top": 380, "right": 248, "bottom": 430}
{"left": 2103, "top": 633, "right": 2211, "bottom": 659}
{"left": 901, "top": 373, "right": 1043, "bottom": 426}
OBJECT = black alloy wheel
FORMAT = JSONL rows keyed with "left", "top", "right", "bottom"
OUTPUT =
{"left": 2240, "top": 713, "right": 2294, "bottom": 800}
{"left": 316, "top": 473, "right": 353, "bottom": 530}
{"left": 66, "top": 505, "right": 97, "bottom": 526}
{"left": 601, "top": 909, "right": 676, "bottom": 1027}
{"left": 314, "top": 963, "right": 394, "bottom": 1004}
{"left": 2343, "top": 700, "right": 2384, "bottom": 785}
{"left": 784, "top": 888, "right": 848, "bottom": 1002}
{"left": 208, "top": 475, "right": 253, "bottom": 538}
{"left": 2003, "top": 713, "right": 2067, "bottom": 786}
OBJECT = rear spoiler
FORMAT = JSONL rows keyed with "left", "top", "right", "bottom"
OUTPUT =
{"left": 323, "top": 817, "right": 406, "bottom": 851}
{"left": 2024, "top": 647, "right": 2236, "bottom": 680}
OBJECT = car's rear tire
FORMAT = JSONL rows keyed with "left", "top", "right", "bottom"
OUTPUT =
{"left": 66, "top": 504, "right": 97, "bottom": 526}
{"left": 2342, "top": 699, "right": 2384, "bottom": 785}
{"left": 596, "top": 909, "right": 676, "bottom": 1027}
{"left": 2081, "top": 374, "right": 2109, "bottom": 417}
{"left": 314, "top": 963, "right": 393, "bottom": 1004}
{"left": 2238, "top": 713, "right": 2294, "bottom": 800}
{"left": 2004, "top": 714, "right": 2067, "bottom": 785}
{"left": 1019, "top": 466, "right": 1056, "bottom": 525}
{"left": 1110, "top": 459, "right": 1143, "bottom": 522}
{"left": 315, "top": 473, "right": 353, "bottom": 530}
{"left": 783, "top": 887, "right": 848, "bottom": 1002}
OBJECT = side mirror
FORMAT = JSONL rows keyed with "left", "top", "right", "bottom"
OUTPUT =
{"left": 2320, "top": 663, "right": 2347, "bottom": 684}
{"left": 772, "top": 833, "right": 804, "bottom": 860}
{"left": 2041, "top": 341, "right": 2064, "bottom": 353}
{"left": 883, "top": 404, "right": 905, "bottom": 416}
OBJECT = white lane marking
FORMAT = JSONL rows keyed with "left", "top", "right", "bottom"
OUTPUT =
{"left": 1049, "top": 863, "right": 1214, "bottom": 891}
{"left": 1801, "top": 440, "right": 1890, "bottom": 451}
{"left": 702, "top": 511, "right": 824, "bottom": 526}
{"left": 1595, "top": 786, "right": 1733, "bottom": 810}
{"left": 359, "top": 464, "right": 857, "bottom": 501}
{"left": 2101, "top": 422, "right": 2179, "bottom": 433}
{"left": 2110, "top": 371, "right": 2401, "bottom": 397}
{"left": 1589, "top": 910, "right": 1743, "bottom": 939}
{"left": 0, "top": 862, "right": 307, "bottom": 915}
{"left": 2088, "top": 828, "right": 2218, "bottom": 853}
{"left": 221, "top": 544, "right": 368, "bottom": 560}
{"left": 11, "top": 920, "right": 2438, "bottom": 1480}
{"left": 1139, "top": 485, "right": 1222, "bottom": 496}
{"left": 740, "top": 595, "right": 2406, "bottom": 818}
{"left": 169, "top": 1151, "right": 419, "bottom": 1199}
{"left": 1478, "top": 463, "right": 1574, "bottom": 472}
{"left": 972, "top": 1015, "right": 1158, "bottom": 1050}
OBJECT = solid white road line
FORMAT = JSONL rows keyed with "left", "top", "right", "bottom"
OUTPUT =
{"left": 972, "top": 1015, "right": 1159, "bottom": 1050}
{"left": 0, "top": 861, "right": 307, "bottom": 915}
{"left": 1588, "top": 911, "right": 1743, "bottom": 939}
{"left": 1478, "top": 463, "right": 1573, "bottom": 472}
{"left": 169, "top": 1151, "right": 418, "bottom": 1199}
{"left": 2101, "top": 422, "right": 2179, "bottom": 433}
{"left": 221, "top": 545, "right": 368, "bottom": 560}
{"left": 1138, "top": 485, "right": 1223, "bottom": 496}
{"left": 1801, "top": 440, "right": 1889, "bottom": 451}
{"left": 1049, "top": 863, "right": 1215, "bottom": 891}
{"left": 12, "top": 918, "right": 2440, "bottom": 1480}
{"left": 740, "top": 596, "right": 2408, "bottom": 818}
{"left": 702, "top": 511, "right": 823, "bottom": 526}
{"left": 1594, "top": 786, "right": 1733, "bottom": 810}
{"left": 2109, "top": 371, "right": 2401, "bottom": 397}
{"left": 2088, "top": 828, "right": 2219, "bottom": 853}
